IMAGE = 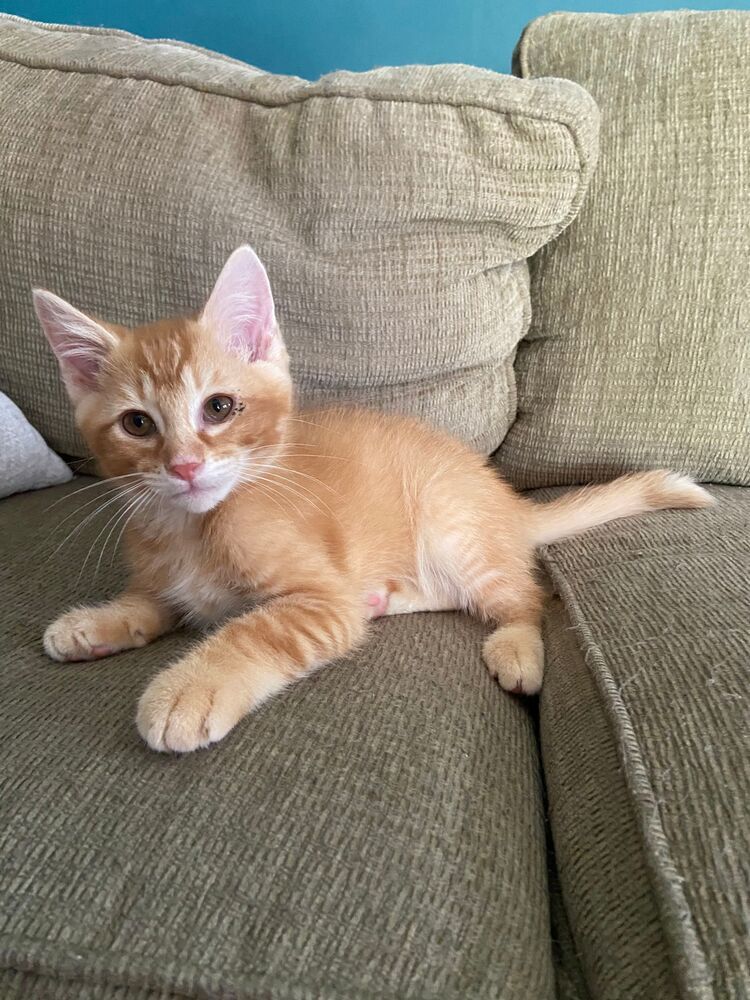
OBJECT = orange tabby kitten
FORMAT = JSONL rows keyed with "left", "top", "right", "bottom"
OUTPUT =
{"left": 34, "top": 247, "right": 712, "bottom": 753}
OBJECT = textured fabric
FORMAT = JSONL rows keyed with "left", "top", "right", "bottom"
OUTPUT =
{"left": 540, "top": 757, "right": 592, "bottom": 1000}
{"left": 0, "top": 479, "right": 555, "bottom": 999}
{"left": 537, "top": 486, "right": 750, "bottom": 999}
{"left": 499, "top": 11, "right": 750, "bottom": 488}
{"left": 0, "top": 391, "right": 71, "bottom": 498}
{"left": 547, "top": 827, "right": 591, "bottom": 1000}
{"left": 0, "top": 973, "right": 175, "bottom": 1000}
{"left": 0, "top": 14, "right": 598, "bottom": 460}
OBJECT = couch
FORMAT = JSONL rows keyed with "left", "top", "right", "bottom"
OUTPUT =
{"left": 0, "top": 11, "right": 747, "bottom": 1000}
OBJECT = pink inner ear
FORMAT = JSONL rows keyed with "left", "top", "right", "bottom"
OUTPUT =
{"left": 32, "top": 289, "right": 115, "bottom": 390}
{"left": 201, "top": 246, "right": 278, "bottom": 363}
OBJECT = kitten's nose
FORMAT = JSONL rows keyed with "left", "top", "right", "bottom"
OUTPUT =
{"left": 169, "top": 460, "right": 204, "bottom": 483}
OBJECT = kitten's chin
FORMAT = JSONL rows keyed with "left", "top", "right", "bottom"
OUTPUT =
{"left": 171, "top": 481, "right": 236, "bottom": 514}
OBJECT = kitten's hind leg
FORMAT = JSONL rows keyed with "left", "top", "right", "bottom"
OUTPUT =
{"left": 44, "top": 590, "right": 173, "bottom": 662}
{"left": 476, "top": 573, "right": 545, "bottom": 696}
{"left": 418, "top": 517, "right": 545, "bottom": 694}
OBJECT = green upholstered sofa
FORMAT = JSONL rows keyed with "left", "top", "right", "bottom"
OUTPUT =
{"left": 1, "top": 11, "right": 747, "bottom": 999}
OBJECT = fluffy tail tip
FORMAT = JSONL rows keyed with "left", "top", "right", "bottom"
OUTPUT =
{"left": 645, "top": 471, "right": 715, "bottom": 510}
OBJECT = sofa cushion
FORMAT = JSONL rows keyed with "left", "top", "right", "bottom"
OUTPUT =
{"left": 0, "top": 478, "right": 555, "bottom": 999}
{"left": 538, "top": 485, "right": 750, "bottom": 999}
{"left": 499, "top": 11, "right": 750, "bottom": 488}
{"left": 0, "top": 14, "right": 597, "bottom": 461}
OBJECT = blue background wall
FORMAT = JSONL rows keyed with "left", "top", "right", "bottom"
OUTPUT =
{"left": 4, "top": 0, "right": 748, "bottom": 77}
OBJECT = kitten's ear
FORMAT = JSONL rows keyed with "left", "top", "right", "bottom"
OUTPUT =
{"left": 201, "top": 246, "right": 284, "bottom": 365}
{"left": 32, "top": 289, "right": 117, "bottom": 398}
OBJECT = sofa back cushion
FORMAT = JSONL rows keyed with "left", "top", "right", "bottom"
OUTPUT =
{"left": 0, "top": 15, "right": 597, "bottom": 459}
{"left": 498, "top": 11, "right": 750, "bottom": 488}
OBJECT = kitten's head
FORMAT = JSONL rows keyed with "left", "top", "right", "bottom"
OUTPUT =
{"left": 34, "top": 246, "right": 292, "bottom": 514}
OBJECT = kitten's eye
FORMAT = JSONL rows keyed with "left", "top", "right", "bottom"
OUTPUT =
{"left": 121, "top": 411, "right": 156, "bottom": 437}
{"left": 203, "top": 395, "right": 234, "bottom": 424}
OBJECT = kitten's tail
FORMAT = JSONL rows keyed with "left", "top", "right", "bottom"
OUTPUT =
{"left": 528, "top": 471, "right": 714, "bottom": 547}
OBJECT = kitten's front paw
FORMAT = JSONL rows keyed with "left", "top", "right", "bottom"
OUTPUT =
{"left": 136, "top": 656, "right": 243, "bottom": 753}
{"left": 44, "top": 607, "right": 120, "bottom": 662}
{"left": 483, "top": 623, "right": 545, "bottom": 696}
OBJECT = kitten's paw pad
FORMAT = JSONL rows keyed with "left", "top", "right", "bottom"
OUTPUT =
{"left": 44, "top": 610, "right": 118, "bottom": 662}
{"left": 136, "top": 662, "right": 239, "bottom": 753}
{"left": 483, "top": 624, "right": 545, "bottom": 696}
{"left": 43, "top": 605, "right": 152, "bottom": 662}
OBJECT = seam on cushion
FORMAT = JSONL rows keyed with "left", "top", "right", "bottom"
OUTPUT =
{"left": 512, "top": 14, "right": 598, "bottom": 245}
{"left": 0, "top": 18, "right": 597, "bottom": 252}
{"left": 0, "top": 43, "right": 584, "bottom": 119}
{"left": 515, "top": 13, "right": 567, "bottom": 80}
{"left": 0, "top": 51, "right": 592, "bottom": 248}
{"left": 513, "top": 20, "right": 532, "bottom": 79}
{"left": 0, "top": 12, "right": 262, "bottom": 70}
{"left": 541, "top": 596, "right": 679, "bottom": 999}
{"left": 0, "top": 47, "right": 585, "bottom": 128}
{"left": 540, "top": 549, "right": 713, "bottom": 1000}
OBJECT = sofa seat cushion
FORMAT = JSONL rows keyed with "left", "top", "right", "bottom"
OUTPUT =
{"left": 537, "top": 485, "right": 749, "bottom": 999}
{"left": 0, "top": 479, "right": 554, "bottom": 1000}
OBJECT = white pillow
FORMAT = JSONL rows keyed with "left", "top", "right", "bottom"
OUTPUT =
{"left": 0, "top": 390, "right": 73, "bottom": 498}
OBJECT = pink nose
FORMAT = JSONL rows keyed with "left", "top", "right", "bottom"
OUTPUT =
{"left": 169, "top": 460, "right": 204, "bottom": 483}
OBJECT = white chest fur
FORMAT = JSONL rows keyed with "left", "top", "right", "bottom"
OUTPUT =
{"left": 142, "top": 512, "right": 251, "bottom": 626}
{"left": 162, "top": 555, "right": 248, "bottom": 626}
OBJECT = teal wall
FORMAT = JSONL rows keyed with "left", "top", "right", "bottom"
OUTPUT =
{"left": 4, "top": 0, "right": 747, "bottom": 77}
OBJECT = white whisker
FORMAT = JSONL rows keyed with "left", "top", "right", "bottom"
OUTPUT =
{"left": 239, "top": 478, "right": 288, "bottom": 518}
{"left": 272, "top": 463, "right": 339, "bottom": 497}
{"left": 237, "top": 473, "right": 305, "bottom": 518}
{"left": 44, "top": 483, "right": 143, "bottom": 561}
{"left": 245, "top": 464, "right": 332, "bottom": 521}
{"left": 261, "top": 468, "right": 337, "bottom": 520}
{"left": 66, "top": 456, "right": 97, "bottom": 472}
{"left": 96, "top": 490, "right": 154, "bottom": 580}
{"left": 43, "top": 473, "right": 143, "bottom": 512}
{"left": 77, "top": 487, "right": 147, "bottom": 585}
{"left": 250, "top": 442, "right": 349, "bottom": 463}
{"left": 240, "top": 451, "right": 341, "bottom": 519}
{"left": 285, "top": 416, "right": 329, "bottom": 428}
{"left": 45, "top": 481, "right": 142, "bottom": 539}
